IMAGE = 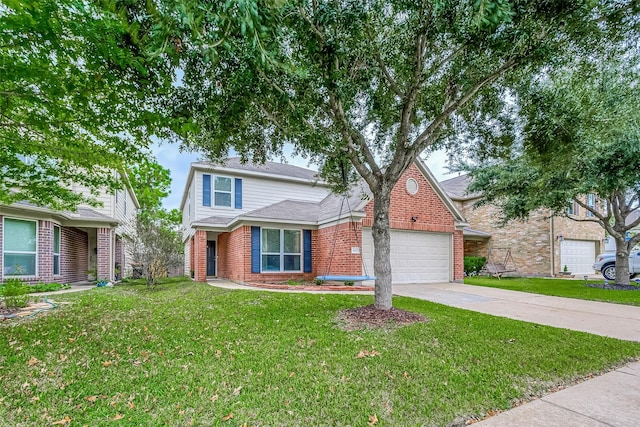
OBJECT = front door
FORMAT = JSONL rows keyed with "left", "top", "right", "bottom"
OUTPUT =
{"left": 206, "top": 240, "right": 216, "bottom": 276}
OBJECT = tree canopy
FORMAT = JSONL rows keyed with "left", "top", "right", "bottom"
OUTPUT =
{"left": 1, "top": 0, "right": 171, "bottom": 210}
{"left": 157, "top": 0, "right": 639, "bottom": 307}
{"left": 466, "top": 53, "right": 640, "bottom": 283}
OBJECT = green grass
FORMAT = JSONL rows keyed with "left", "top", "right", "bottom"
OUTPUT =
{"left": 465, "top": 276, "right": 640, "bottom": 306}
{"left": 1, "top": 279, "right": 639, "bottom": 426}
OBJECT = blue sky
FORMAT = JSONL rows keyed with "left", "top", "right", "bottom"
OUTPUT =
{"left": 152, "top": 142, "right": 454, "bottom": 211}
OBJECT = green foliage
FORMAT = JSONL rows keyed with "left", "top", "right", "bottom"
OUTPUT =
{"left": 343, "top": 281, "right": 355, "bottom": 286}
{"left": 286, "top": 279, "right": 302, "bottom": 286}
{"left": 27, "top": 282, "right": 71, "bottom": 293}
{"left": 0, "top": 0, "right": 172, "bottom": 210}
{"left": 1, "top": 278, "right": 30, "bottom": 308}
{"left": 313, "top": 278, "right": 325, "bottom": 286}
{"left": 1, "top": 280, "right": 639, "bottom": 425}
{"left": 465, "top": 53, "right": 640, "bottom": 283}
{"left": 128, "top": 159, "right": 173, "bottom": 214}
{"left": 464, "top": 256, "right": 487, "bottom": 276}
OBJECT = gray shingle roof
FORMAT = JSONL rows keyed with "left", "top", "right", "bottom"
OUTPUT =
{"left": 439, "top": 174, "right": 479, "bottom": 200}
{"left": 244, "top": 200, "right": 320, "bottom": 222}
{"left": 197, "top": 216, "right": 235, "bottom": 225}
{"left": 200, "top": 157, "right": 320, "bottom": 181}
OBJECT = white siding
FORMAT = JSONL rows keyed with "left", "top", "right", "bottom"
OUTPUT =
{"left": 183, "top": 239, "right": 191, "bottom": 276}
{"left": 192, "top": 170, "right": 329, "bottom": 222}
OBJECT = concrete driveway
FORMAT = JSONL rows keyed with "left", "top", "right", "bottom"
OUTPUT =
{"left": 393, "top": 282, "right": 640, "bottom": 342}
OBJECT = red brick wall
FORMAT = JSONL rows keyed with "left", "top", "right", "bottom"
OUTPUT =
{"left": 363, "top": 164, "right": 455, "bottom": 232}
{"left": 37, "top": 220, "right": 54, "bottom": 282}
{"left": 193, "top": 230, "right": 207, "bottom": 282}
{"left": 60, "top": 227, "right": 89, "bottom": 283}
{"left": 315, "top": 223, "right": 362, "bottom": 277}
{"left": 97, "top": 227, "right": 112, "bottom": 280}
{"left": 453, "top": 230, "right": 464, "bottom": 281}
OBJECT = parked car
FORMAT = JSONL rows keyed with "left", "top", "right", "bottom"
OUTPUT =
{"left": 593, "top": 251, "right": 640, "bottom": 281}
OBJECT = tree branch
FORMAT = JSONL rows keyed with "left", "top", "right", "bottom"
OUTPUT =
{"left": 364, "top": 21, "right": 402, "bottom": 97}
{"left": 412, "top": 58, "right": 518, "bottom": 152}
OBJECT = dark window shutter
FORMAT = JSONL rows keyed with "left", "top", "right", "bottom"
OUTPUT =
{"left": 251, "top": 226, "right": 261, "bottom": 273}
{"left": 303, "top": 229, "right": 312, "bottom": 273}
{"left": 203, "top": 174, "right": 211, "bottom": 207}
{"left": 234, "top": 178, "right": 242, "bottom": 209}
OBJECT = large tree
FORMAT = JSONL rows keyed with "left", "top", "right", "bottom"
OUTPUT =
{"left": 1, "top": 0, "right": 171, "bottom": 210}
{"left": 466, "top": 54, "right": 640, "bottom": 284}
{"left": 157, "top": 0, "right": 638, "bottom": 308}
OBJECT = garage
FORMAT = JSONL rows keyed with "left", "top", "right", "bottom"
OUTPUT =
{"left": 560, "top": 240, "right": 596, "bottom": 274}
{"left": 362, "top": 229, "right": 451, "bottom": 284}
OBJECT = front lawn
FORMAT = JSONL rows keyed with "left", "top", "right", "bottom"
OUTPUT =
{"left": 2, "top": 279, "right": 639, "bottom": 426}
{"left": 465, "top": 276, "right": 640, "bottom": 306}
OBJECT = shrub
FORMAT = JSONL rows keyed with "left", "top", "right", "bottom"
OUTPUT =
{"left": 2, "top": 278, "right": 31, "bottom": 309}
{"left": 343, "top": 280, "right": 355, "bottom": 286}
{"left": 28, "top": 282, "right": 71, "bottom": 293}
{"left": 313, "top": 278, "right": 325, "bottom": 286}
{"left": 464, "top": 256, "right": 486, "bottom": 276}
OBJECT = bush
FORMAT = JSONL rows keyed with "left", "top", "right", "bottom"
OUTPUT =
{"left": 28, "top": 282, "right": 71, "bottom": 293}
{"left": 464, "top": 256, "right": 486, "bottom": 276}
{"left": 2, "top": 278, "right": 31, "bottom": 309}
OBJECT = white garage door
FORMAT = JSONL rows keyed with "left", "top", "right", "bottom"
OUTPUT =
{"left": 362, "top": 229, "right": 451, "bottom": 284}
{"left": 561, "top": 240, "right": 596, "bottom": 274}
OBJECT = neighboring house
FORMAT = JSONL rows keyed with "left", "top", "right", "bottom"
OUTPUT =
{"left": 181, "top": 158, "right": 468, "bottom": 284}
{"left": 440, "top": 174, "right": 605, "bottom": 276}
{"left": 604, "top": 210, "right": 640, "bottom": 252}
{"left": 0, "top": 174, "right": 139, "bottom": 284}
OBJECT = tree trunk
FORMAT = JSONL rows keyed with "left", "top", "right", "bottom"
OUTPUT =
{"left": 614, "top": 236, "right": 631, "bottom": 286}
{"left": 371, "top": 185, "right": 393, "bottom": 310}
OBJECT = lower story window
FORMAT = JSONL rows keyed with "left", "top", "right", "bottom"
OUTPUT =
{"left": 53, "top": 225, "right": 60, "bottom": 275}
{"left": 261, "top": 229, "right": 301, "bottom": 272}
{"left": 3, "top": 218, "right": 37, "bottom": 276}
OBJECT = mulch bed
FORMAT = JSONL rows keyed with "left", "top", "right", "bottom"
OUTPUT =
{"left": 1, "top": 301, "right": 57, "bottom": 322}
{"left": 586, "top": 283, "right": 640, "bottom": 291}
{"left": 246, "top": 282, "right": 373, "bottom": 291}
{"left": 336, "top": 304, "right": 428, "bottom": 331}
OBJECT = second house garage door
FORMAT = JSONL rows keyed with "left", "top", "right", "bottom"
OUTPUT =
{"left": 560, "top": 239, "right": 596, "bottom": 274}
{"left": 362, "top": 229, "right": 451, "bottom": 284}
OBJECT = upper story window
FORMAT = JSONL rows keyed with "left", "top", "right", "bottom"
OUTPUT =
{"left": 3, "top": 218, "right": 37, "bottom": 276}
{"left": 203, "top": 174, "right": 242, "bottom": 209}
{"left": 214, "top": 176, "right": 232, "bottom": 207}
{"left": 586, "top": 194, "right": 596, "bottom": 217}
{"left": 567, "top": 200, "right": 578, "bottom": 216}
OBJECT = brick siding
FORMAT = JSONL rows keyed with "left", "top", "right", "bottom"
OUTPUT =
{"left": 37, "top": 220, "right": 54, "bottom": 282}
{"left": 60, "top": 227, "right": 89, "bottom": 283}
{"left": 97, "top": 227, "right": 112, "bottom": 280}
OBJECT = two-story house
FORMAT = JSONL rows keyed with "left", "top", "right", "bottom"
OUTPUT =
{"left": 440, "top": 174, "right": 605, "bottom": 276}
{"left": 181, "top": 158, "right": 468, "bottom": 284}
{"left": 0, "top": 172, "right": 139, "bottom": 284}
